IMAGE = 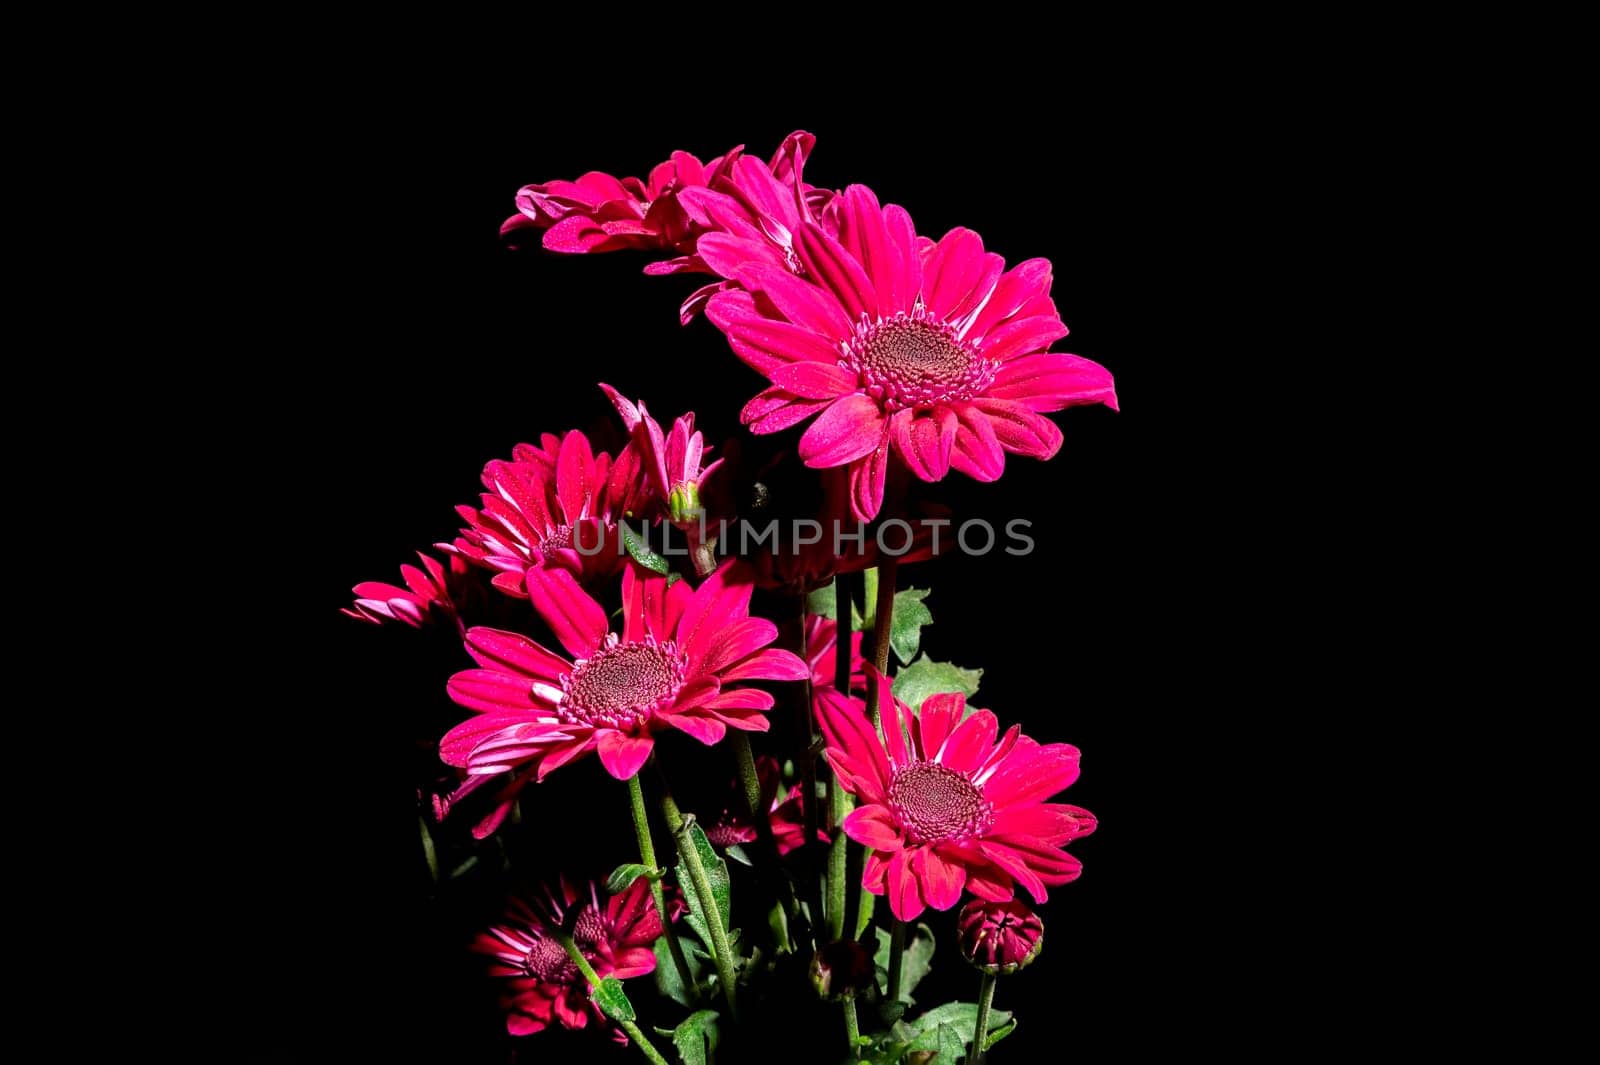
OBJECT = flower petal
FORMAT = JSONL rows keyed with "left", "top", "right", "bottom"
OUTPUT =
{"left": 912, "top": 846, "right": 966, "bottom": 911}
{"left": 988, "top": 352, "right": 1119, "bottom": 411}
{"left": 849, "top": 425, "right": 892, "bottom": 522}
{"left": 525, "top": 568, "right": 610, "bottom": 659}
{"left": 462, "top": 627, "right": 571, "bottom": 682}
{"left": 595, "top": 731, "right": 655, "bottom": 780}
{"left": 989, "top": 803, "right": 1098, "bottom": 845}
{"left": 890, "top": 406, "right": 957, "bottom": 482}
{"left": 741, "top": 387, "right": 834, "bottom": 434}
{"left": 836, "top": 185, "right": 915, "bottom": 313}
{"left": 937, "top": 709, "right": 999, "bottom": 773}
{"left": 886, "top": 848, "right": 925, "bottom": 921}
{"left": 970, "top": 398, "right": 1063, "bottom": 460}
{"left": 675, "top": 559, "right": 756, "bottom": 667}
{"left": 794, "top": 222, "right": 878, "bottom": 321}
{"left": 770, "top": 361, "right": 858, "bottom": 400}
{"left": 959, "top": 850, "right": 1016, "bottom": 902}
{"left": 814, "top": 688, "right": 890, "bottom": 800}
{"left": 670, "top": 714, "right": 727, "bottom": 745}
{"left": 978, "top": 313, "right": 1070, "bottom": 363}
{"left": 977, "top": 841, "right": 1049, "bottom": 902}
{"left": 709, "top": 290, "right": 846, "bottom": 374}
{"left": 922, "top": 228, "right": 995, "bottom": 321}
{"left": 982, "top": 741, "right": 1082, "bottom": 808}
{"left": 916, "top": 692, "right": 966, "bottom": 761}
{"left": 698, "top": 688, "right": 775, "bottom": 711}
{"left": 716, "top": 647, "right": 810, "bottom": 683}
{"left": 697, "top": 617, "right": 781, "bottom": 675}
{"left": 555, "top": 430, "right": 598, "bottom": 522}
{"left": 842, "top": 804, "right": 904, "bottom": 850}
{"left": 440, "top": 713, "right": 556, "bottom": 767}
{"left": 742, "top": 263, "right": 853, "bottom": 338}
{"left": 447, "top": 668, "right": 549, "bottom": 715}
{"left": 948, "top": 403, "right": 1007, "bottom": 482}
{"left": 799, "top": 394, "right": 890, "bottom": 469}
{"left": 969, "top": 258, "right": 1054, "bottom": 339}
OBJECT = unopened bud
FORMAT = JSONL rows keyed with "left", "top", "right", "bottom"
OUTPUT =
{"left": 957, "top": 898, "right": 1044, "bottom": 975}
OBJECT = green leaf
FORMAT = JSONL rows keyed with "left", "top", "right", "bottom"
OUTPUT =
{"left": 900, "top": 1002, "right": 1014, "bottom": 1054}
{"left": 675, "top": 820, "right": 732, "bottom": 950}
{"left": 621, "top": 522, "right": 671, "bottom": 577}
{"left": 671, "top": 1009, "right": 720, "bottom": 1065}
{"left": 606, "top": 862, "right": 657, "bottom": 894}
{"left": 767, "top": 897, "right": 793, "bottom": 954}
{"left": 891, "top": 654, "right": 982, "bottom": 712}
{"left": 418, "top": 815, "right": 437, "bottom": 885}
{"left": 873, "top": 922, "right": 937, "bottom": 1002}
{"left": 807, "top": 581, "right": 864, "bottom": 627}
{"left": 653, "top": 937, "right": 704, "bottom": 1008}
{"left": 591, "top": 977, "right": 636, "bottom": 1023}
{"left": 806, "top": 583, "right": 837, "bottom": 620}
{"left": 933, "top": 1023, "right": 964, "bottom": 1061}
{"left": 723, "top": 844, "right": 754, "bottom": 868}
{"left": 983, "top": 1016, "right": 1018, "bottom": 1050}
{"left": 888, "top": 587, "right": 934, "bottom": 665}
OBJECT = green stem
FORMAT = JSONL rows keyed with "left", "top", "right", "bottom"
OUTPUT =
{"left": 795, "top": 594, "right": 825, "bottom": 951}
{"left": 852, "top": 887, "right": 876, "bottom": 942}
{"left": 731, "top": 732, "right": 762, "bottom": 828}
{"left": 854, "top": 560, "right": 900, "bottom": 939}
{"left": 826, "top": 781, "right": 851, "bottom": 941}
{"left": 842, "top": 997, "right": 861, "bottom": 1057}
{"left": 659, "top": 788, "right": 742, "bottom": 1022}
{"left": 971, "top": 971, "right": 998, "bottom": 1064}
{"left": 867, "top": 556, "right": 898, "bottom": 728}
{"left": 554, "top": 931, "right": 672, "bottom": 1065}
{"left": 886, "top": 918, "right": 907, "bottom": 1006}
{"left": 626, "top": 773, "right": 696, "bottom": 1003}
{"left": 826, "top": 571, "right": 857, "bottom": 943}
{"left": 731, "top": 728, "right": 800, "bottom": 954}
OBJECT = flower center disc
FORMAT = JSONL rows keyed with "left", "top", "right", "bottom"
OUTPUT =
{"left": 522, "top": 937, "right": 578, "bottom": 982}
{"left": 539, "top": 524, "right": 573, "bottom": 553}
{"left": 845, "top": 310, "right": 995, "bottom": 411}
{"left": 560, "top": 635, "right": 687, "bottom": 728}
{"left": 572, "top": 907, "right": 608, "bottom": 949}
{"left": 888, "top": 761, "right": 992, "bottom": 843}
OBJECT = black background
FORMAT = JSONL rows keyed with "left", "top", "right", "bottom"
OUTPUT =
{"left": 219, "top": 101, "right": 1238, "bottom": 1061}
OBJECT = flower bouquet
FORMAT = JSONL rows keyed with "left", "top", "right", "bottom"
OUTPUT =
{"left": 347, "top": 130, "right": 1114, "bottom": 1063}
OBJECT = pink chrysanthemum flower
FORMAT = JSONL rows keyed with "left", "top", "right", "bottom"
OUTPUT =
{"left": 500, "top": 146, "right": 742, "bottom": 258}
{"left": 442, "top": 430, "right": 643, "bottom": 597}
{"left": 816, "top": 687, "right": 1096, "bottom": 922}
{"left": 671, "top": 130, "right": 835, "bottom": 321}
{"left": 707, "top": 186, "right": 1118, "bottom": 520}
{"left": 473, "top": 875, "right": 681, "bottom": 1039}
{"left": 442, "top": 560, "right": 809, "bottom": 782}
{"left": 342, "top": 551, "right": 468, "bottom": 630}
{"left": 704, "top": 754, "right": 819, "bottom": 857}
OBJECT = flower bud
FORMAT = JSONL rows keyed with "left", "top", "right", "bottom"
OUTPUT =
{"left": 668, "top": 481, "right": 702, "bottom": 526}
{"left": 810, "top": 939, "right": 875, "bottom": 1000}
{"left": 957, "top": 898, "right": 1044, "bottom": 975}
